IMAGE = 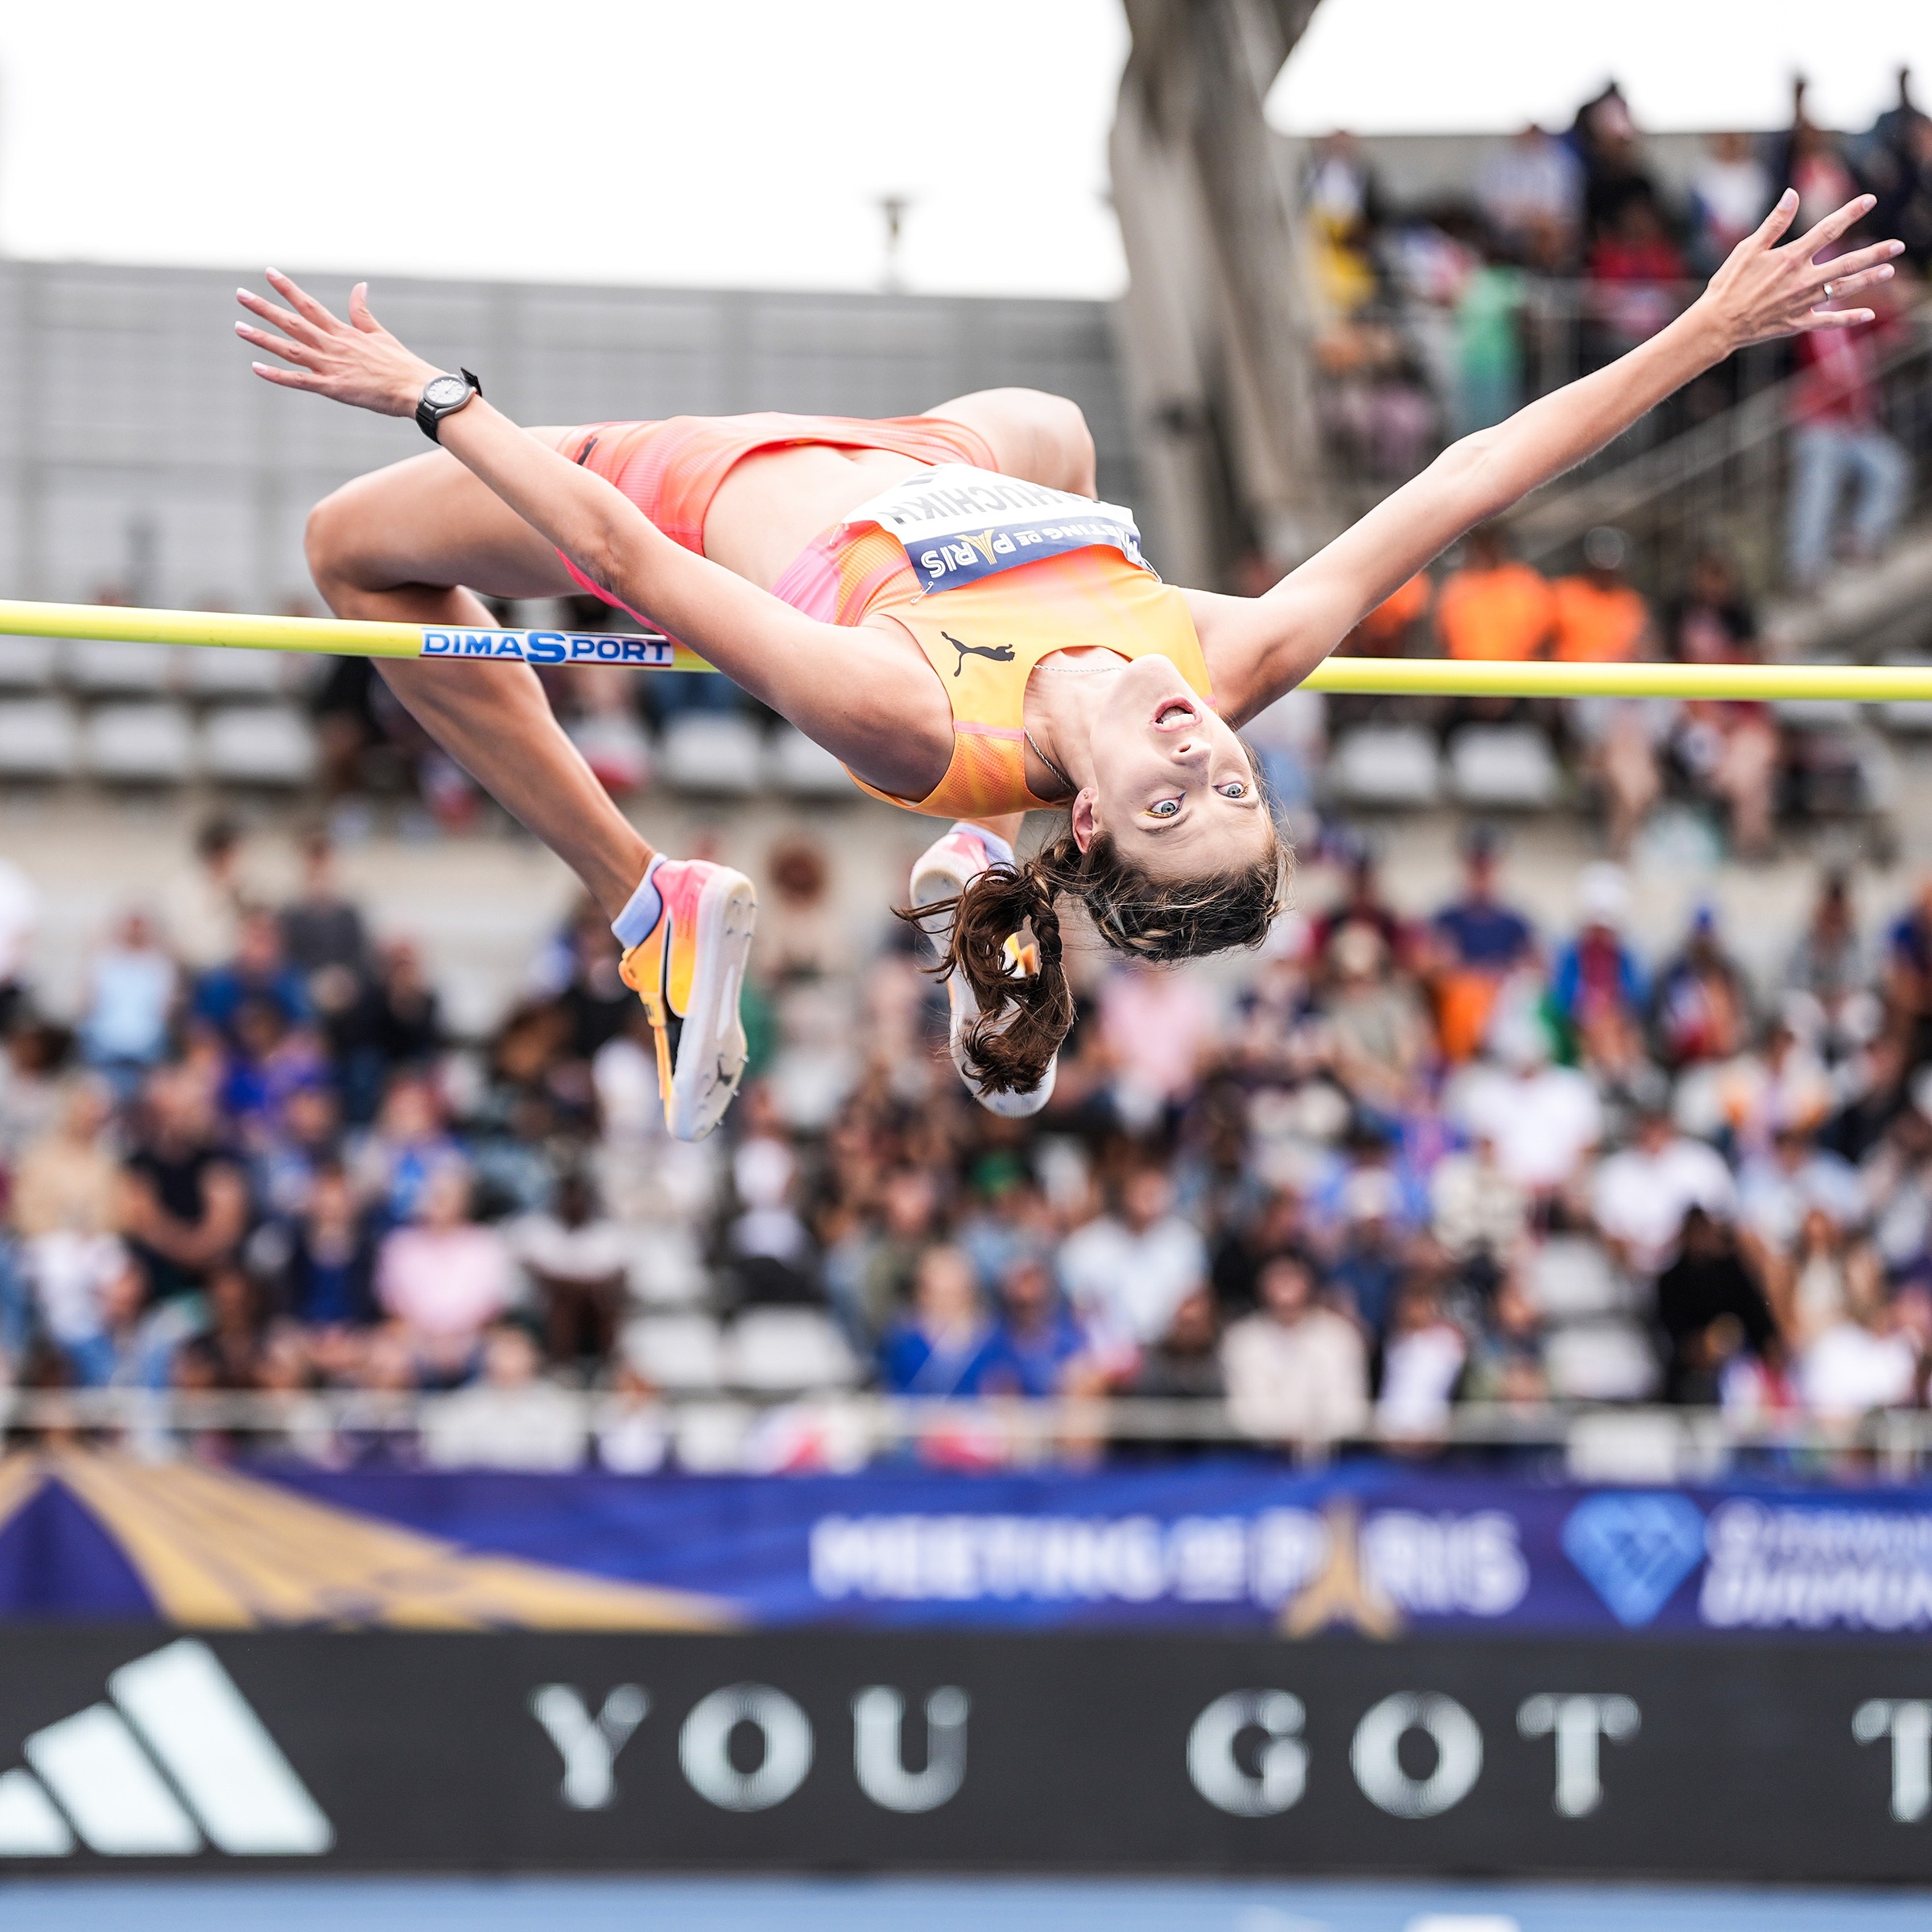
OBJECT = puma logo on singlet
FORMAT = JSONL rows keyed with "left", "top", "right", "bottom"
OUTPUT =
{"left": 942, "top": 630, "right": 1016, "bottom": 678}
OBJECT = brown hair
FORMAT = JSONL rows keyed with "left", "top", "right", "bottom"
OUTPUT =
{"left": 902, "top": 817, "right": 1286, "bottom": 1095}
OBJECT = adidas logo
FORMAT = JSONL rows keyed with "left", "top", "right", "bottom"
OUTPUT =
{"left": 0, "top": 1639, "right": 332, "bottom": 1858}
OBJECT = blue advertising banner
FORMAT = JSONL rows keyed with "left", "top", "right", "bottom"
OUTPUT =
{"left": 7, "top": 1451, "right": 1932, "bottom": 1637}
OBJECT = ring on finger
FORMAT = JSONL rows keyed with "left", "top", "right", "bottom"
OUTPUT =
{"left": 1822, "top": 280, "right": 1835, "bottom": 300}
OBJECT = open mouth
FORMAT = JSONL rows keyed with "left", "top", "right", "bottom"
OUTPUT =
{"left": 1153, "top": 699, "right": 1198, "bottom": 730}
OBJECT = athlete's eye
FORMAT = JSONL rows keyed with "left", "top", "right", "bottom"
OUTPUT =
{"left": 1149, "top": 798, "right": 1181, "bottom": 818}
{"left": 1220, "top": 782, "right": 1248, "bottom": 799}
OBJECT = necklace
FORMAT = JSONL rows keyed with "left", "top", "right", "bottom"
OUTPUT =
{"left": 1023, "top": 728, "right": 1077, "bottom": 799}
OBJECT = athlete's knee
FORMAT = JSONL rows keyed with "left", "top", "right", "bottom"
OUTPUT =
{"left": 303, "top": 483, "right": 369, "bottom": 597}
{"left": 1014, "top": 390, "right": 1096, "bottom": 496}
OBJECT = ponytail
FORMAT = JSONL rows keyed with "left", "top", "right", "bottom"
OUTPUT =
{"left": 901, "top": 810, "right": 1287, "bottom": 1096}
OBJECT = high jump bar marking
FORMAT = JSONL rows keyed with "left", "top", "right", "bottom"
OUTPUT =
{"left": 0, "top": 597, "right": 1925, "bottom": 704}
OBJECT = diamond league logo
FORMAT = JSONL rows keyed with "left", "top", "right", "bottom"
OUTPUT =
{"left": 1562, "top": 1492, "right": 1707, "bottom": 1629}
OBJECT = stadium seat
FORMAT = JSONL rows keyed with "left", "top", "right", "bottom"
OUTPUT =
{"left": 199, "top": 704, "right": 320, "bottom": 785}
{"left": 68, "top": 638, "right": 184, "bottom": 695}
{"left": 182, "top": 642, "right": 292, "bottom": 698}
{"left": 0, "top": 699, "right": 80, "bottom": 778}
{"left": 724, "top": 1307, "right": 861, "bottom": 1393}
{"left": 0, "top": 635, "right": 57, "bottom": 690}
{"left": 770, "top": 725, "right": 853, "bottom": 798}
{"left": 1446, "top": 724, "right": 1562, "bottom": 808}
{"left": 82, "top": 702, "right": 196, "bottom": 782}
{"left": 621, "top": 1313, "right": 724, "bottom": 1392}
{"left": 1527, "top": 1236, "right": 1629, "bottom": 1319}
{"left": 658, "top": 713, "right": 764, "bottom": 795}
{"left": 1544, "top": 1319, "right": 1658, "bottom": 1402}
{"left": 1325, "top": 724, "right": 1441, "bottom": 807}
{"left": 567, "top": 712, "right": 653, "bottom": 795}
{"left": 622, "top": 1224, "right": 710, "bottom": 1307}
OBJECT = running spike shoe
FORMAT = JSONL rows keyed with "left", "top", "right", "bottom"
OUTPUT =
{"left": 618, "top": 857, "right": 758, "bottom": 1141}
{"left": 909, "top": 823, "right": 1057, "bottom": 1120}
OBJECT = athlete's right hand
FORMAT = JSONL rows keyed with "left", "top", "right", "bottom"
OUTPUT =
{"left": 236, "top": 271, "right": 444, "bottom": 416}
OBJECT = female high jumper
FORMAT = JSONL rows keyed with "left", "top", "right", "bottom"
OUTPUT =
{"left": 236, "top": 188, "right": 1899, "bottom": 1141}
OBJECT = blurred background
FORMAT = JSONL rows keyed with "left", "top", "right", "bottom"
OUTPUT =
{"left": 4, "top": 2, "right": 1932, "bottom": 1926}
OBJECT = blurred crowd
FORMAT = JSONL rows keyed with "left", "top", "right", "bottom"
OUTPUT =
{"left": 1301, "top": 68, "right": 1930, "bottom": 548}
{"left": 8, "top": 794, "right": 1932, "bottom": 1473}
{"left": 1286, "top": 525, "right": 1887, "bottom": 864}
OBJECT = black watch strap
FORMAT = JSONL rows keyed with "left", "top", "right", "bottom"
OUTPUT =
{"left": 415, "top": 368, "right": 483, "bottom": 444}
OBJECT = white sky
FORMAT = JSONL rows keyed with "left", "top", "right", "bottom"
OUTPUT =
{"left": 0, "top": 0, "right": 1926, "bottom": 301}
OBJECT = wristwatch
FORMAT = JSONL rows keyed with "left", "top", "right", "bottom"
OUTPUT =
{"left": 415, "top": 368, "right": 483, "bottom": 443}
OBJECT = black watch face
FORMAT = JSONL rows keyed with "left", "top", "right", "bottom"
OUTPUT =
{"left": 423, "top": 375, "right": 469, "bottom": 410}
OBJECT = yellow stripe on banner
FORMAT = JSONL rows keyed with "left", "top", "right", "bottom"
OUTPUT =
{"left": 0, "top": 1451, "right": 47, "bottom": 1538}
{"left": 50, "top": 1449, "right": 740, "bottom": 1632}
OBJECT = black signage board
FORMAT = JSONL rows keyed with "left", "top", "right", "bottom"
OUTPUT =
{"left": 2, "top": 1627, "right": 1932, "bottom": 1883}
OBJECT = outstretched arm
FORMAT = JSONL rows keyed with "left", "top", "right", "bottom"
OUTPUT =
{"left": 235, "top": 274, "right": 939, "bottom": 787}
{"left": 1203, "top": 190, "right": 1903, "bottom": 724}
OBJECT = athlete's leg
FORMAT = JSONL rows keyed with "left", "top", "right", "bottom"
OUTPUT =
{"left": 922, "top": 388, "right": 1098, "bottom": 497}
{"left": 304, "top": 434, "right": 651, "bottom": 919}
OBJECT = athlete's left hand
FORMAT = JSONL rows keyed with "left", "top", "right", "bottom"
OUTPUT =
{"left": 1696, "top": 190, "right": 1903, "bottom": 352}
{"left": 236, "top": 271, "right": 443, "bottom": 415}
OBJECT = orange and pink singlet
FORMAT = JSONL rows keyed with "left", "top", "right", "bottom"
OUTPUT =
{"left": 558, "top": 413, "right": 1215, "bottom": 819}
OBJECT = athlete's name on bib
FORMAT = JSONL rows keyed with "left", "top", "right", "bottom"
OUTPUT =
{"left": 421, "top": 629, "right": 677, "bottom": 667}
{"left": 845, "top": 464, "right": 1148, "bottom": 595}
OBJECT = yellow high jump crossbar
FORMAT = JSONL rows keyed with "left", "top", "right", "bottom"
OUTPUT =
{"left": 0, "top": 597, "right": 1926, "bottom": 704}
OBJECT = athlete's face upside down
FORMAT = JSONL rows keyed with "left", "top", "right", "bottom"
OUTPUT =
{"left": 1071, "top": 653, "right": 1273, "bottom": 879}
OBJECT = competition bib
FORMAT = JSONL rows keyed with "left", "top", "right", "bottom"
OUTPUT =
{"left": 842, "top": 464, "right": 1150, "bottom": 594}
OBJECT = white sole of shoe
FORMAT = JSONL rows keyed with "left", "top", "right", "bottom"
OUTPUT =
{"left": 667, "top": 867, "right": 758, "bottom": 1142}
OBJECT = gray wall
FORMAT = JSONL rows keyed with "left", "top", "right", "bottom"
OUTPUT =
{"left": 0, "top": 263, "right": 1139, "bottom": 613}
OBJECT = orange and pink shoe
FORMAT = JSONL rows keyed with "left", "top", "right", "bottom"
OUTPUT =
{"left": 615, "top": 856, "right": 758, "bottom": 1141}
{"left": 909, "top": 822, "right": 1057, "bottom": 1120}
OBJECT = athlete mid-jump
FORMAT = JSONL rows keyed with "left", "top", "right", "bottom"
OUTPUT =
{"left": 235, "top": 188, "right": 1899, "bottom": 1140}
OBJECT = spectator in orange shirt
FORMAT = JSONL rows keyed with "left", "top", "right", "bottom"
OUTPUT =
{"left": 1557, "top": 529, "right": 1666, "bottom": 857}
{"left": 1434, "top": 525, "right": 1554, "bottom": 662}
{"left": 1342, "top": 572, "right": 1432, "bottom": 656}
{"left": 1551, "top": 526, "right": 1654, "bottom": 663}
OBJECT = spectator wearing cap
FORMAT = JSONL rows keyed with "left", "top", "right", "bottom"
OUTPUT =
{"left": 1550, "top": 864, "right": 1649, "bottom": 1073}
{"left": 1221, "top": 1252, "right": 1369, "bottom": 1449}
{"left": 1428, "top": 825, "right": 1537, "bottom": 1063}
